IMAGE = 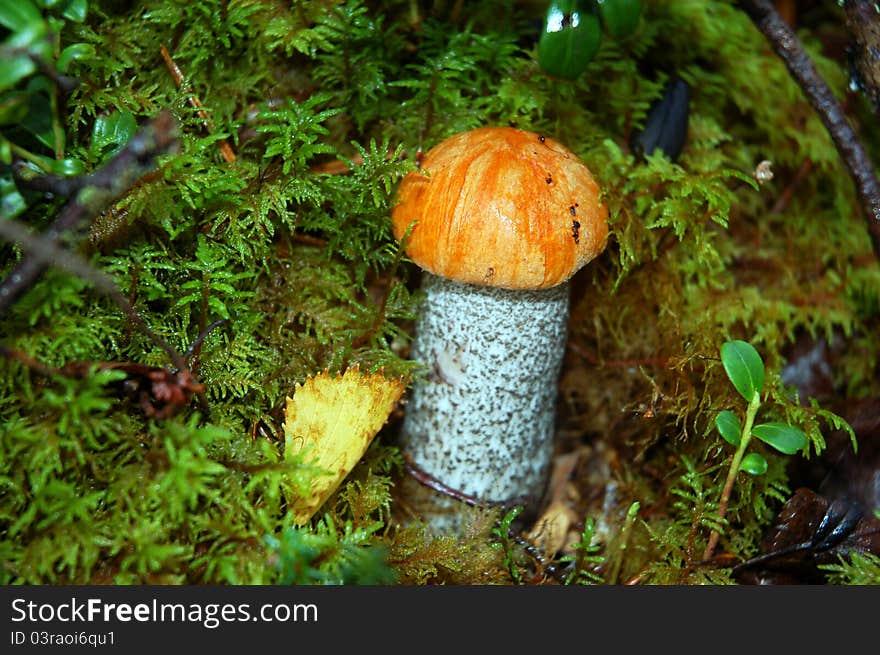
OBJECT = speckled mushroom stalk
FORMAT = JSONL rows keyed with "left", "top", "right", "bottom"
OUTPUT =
{"left": 400, "top": 274, "right": 568, "bottom": 526}
{"left": 392, "top": 127, "right": 608, "bottom": 531}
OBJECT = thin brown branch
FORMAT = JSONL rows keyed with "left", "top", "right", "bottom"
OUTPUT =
{"left": 738, "top": 0, "right": 880, "bottom": 258}
{"left": 160, "top": 45, "right": 236, "bottom": 163}
{"left": 769, "top": 158, "right": 813, "bottom": 214}
{"left": 0, "top": 111, "right": 179, "bottom": 317}
{"left": 841, "top": 1, "right": 880, "bottom": 115}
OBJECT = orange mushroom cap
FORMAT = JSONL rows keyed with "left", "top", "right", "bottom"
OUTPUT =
{"left": 392, "top": 126, "right": 609, "bottom": 290}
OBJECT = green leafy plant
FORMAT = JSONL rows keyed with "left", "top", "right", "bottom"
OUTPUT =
{"left": 704, "top": 339, "right": 808, "bottom": 558}
{"left": 820, "top": 550, "right": 880, "bottom": 585}
{"left": 559, "top": 517, "right": 605, "bottom": 585}
{"left": 266, "top": 518, "right": 397, "bottom": 585}
{"left": 716, "top": 340, "right": 808, "bottom": 473}
{"left": 0, "top": 0, "right": 94, "bottom": 187}
{"left": 489, "top": 507, "right": 525, "bottom": 584}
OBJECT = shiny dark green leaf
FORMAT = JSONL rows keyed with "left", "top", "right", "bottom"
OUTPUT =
{"left": 740, "top": 453, "right": 768, "bottom": 476}
{"left": 4, "top": 20, "right": 53, "bottom": 63}
{"left": 47, "top": 157, "right": 84, "bottom": 176}
{"left": 18, "top": 90, "right": 57, "bottom": 151}
{"left": 715, "top": 410, "right": 742, "bottom": 447}
{"left": 597, "top": 0, "right": 642, "bottom": 38}
{"left": 720, "top": 340, "right": 764, "bottom": 403}
{"left": 90, "top": 110, "right": 136, "bottom": 157}
{"left": 24, "top": 151, "right": 85, "bottom": 176}
{"left": 36, "top": 0, "right": 88, "bottom": 22}
{"left": 57, "top": 42, "right": 95, "bottom": 73}
{"left": 752, "top": 422, "right": 807, "bottom": 455}
{"left": 537, "top": 0, "right": 601, "bottom": 80}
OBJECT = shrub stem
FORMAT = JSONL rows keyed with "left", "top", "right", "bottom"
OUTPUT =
{"left": 703, "top": 393, "right": 761, "bottom": 560}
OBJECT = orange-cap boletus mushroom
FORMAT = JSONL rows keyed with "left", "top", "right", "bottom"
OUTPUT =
{"left": 392, "top": 126, "right": 608, "bottom": 530}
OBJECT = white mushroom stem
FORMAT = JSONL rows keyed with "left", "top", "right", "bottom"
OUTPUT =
{"left": 400, "top": 272, "right": 570, "bottom": 530}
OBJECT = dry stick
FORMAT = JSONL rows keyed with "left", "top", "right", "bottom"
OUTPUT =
{"left": 160, "top": 45, "right": 237, "bottom": 164}
{"left": 0, "top": 111, "right": 179, "bottom": 316}
{"left": 738, "top": 0, "right": 880, "bottom": 259}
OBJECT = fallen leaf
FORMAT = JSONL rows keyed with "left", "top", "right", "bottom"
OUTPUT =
{"left": 732, "top": 487, "right": 880, "bottom": 584}
{"left": 284, "top": 365, "right": 407, "bottom": 524}
{"left": 527, "top": 499, "right": 578, "bottom": 556}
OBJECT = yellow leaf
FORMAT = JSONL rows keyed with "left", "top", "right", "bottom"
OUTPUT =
{"left": 284, "top": 365, "right": 407, "bottom": 524}
{"left": 526, "top": 500, "right": 578, "bottom": 556}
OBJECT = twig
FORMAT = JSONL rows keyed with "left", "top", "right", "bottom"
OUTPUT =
{"left": 738, "top": 0, "right": 880, "bottom": 258}
{"left": 841, "top": 1, "right": 880, "bottom": 115}
{"left": 402, "top": 453, "right": 489, "bottom": 508}
{"left": 160, "top": 45, "right": 236, "bottom": 163}
{"left": 769, "top": 158, "right": 813, "bottom": 214}
{"left": 309, "top": 154, "right": 364, "bottom": 175}
{"left": 0, "top": 111, "right": 179, "bottom": 316}
{"left": 0, "top": 216, "right": 186, "bottom": 371}
{"left": 402, "top": 452, "right": 536, "bottom": 511}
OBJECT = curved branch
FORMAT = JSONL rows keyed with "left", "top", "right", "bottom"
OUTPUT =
{"left": 0, "top": 111, "right": 178, "bottom": 316}
{"left": 841, "top": 0, "right": 880, "bottom": 115}
{"left": 738, "top": 0, "right": 880, "bottom": 258}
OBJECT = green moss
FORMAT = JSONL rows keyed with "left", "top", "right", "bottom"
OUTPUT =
{"left": 1, "top": 0, "right": 878, "bottom": 584}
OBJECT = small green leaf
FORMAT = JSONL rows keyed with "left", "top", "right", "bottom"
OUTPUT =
{"left": 49, "top": 157, "right": 85, "bottom": 175}
{"left": 720, "top": 340, "right": 765, "bottom": 402}
{"left": 537, "top": 0, "right": 602, "bottom": 80}
{"left": 5, "top": 17, "right": 50, "bottom": 54}
{"left": 740, "top": 453, "right": 768, "bottom": 475}
{"left": 26, "top": 152, "right": 85, "bottom": 175}
{"left": 59, "top": 0, "right": 88, "bottom": 23}
{"left": 90, "top": 110, "right": 136, "bottom": 157}
{"left": 19, "top": 88, "right": 56, "bottom": 151}
{"left": 57, "top": 42, "right": 95, "bottom": 73}
{"left": 715, "top": 410, "right": 742, "bottom": 446}
{"left": 751, "top": 422, "right": 807, "bottom": 455}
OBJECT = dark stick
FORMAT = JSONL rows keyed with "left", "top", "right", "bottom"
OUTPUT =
{"left": 738, "top": 0, "right": 880, "bottom": 258}
{"left": 841, "top": 1, "right": 880, "bottom": 115}
{"left": 402, "top": 452, "right": 536, "bottom": 511}
{"left": 402, "top": 453, "right": 488, "bottom": 508}
{"left": 12, "top": 165, "right": 86, "bottom": 197}
{"left": 0, "top": 111, "right": 178, "bottom": 315}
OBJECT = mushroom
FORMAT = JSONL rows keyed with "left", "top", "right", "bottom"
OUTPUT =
{"left": 392, "top": 126, "right": 609, "bottom": 530}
